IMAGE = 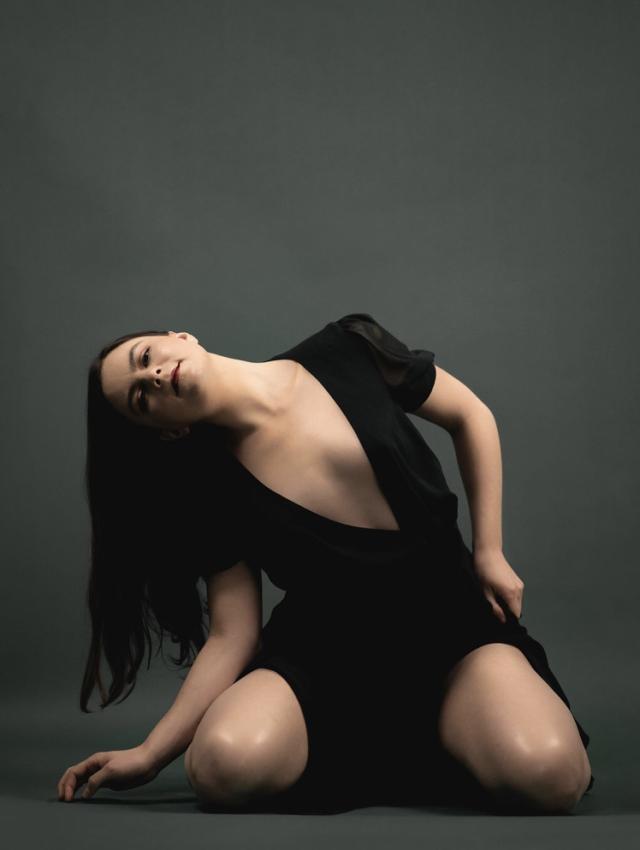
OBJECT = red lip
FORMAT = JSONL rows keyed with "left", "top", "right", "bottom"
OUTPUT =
{"left": 171, "top": 362, "right": 180, "bottom": 396}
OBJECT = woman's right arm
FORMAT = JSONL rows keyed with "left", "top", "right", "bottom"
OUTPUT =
{"left": 57, "top": 560, "right": 262, "bottom": 801}
{"left": 141, "top": 560, "right": 262, "bottom": 771}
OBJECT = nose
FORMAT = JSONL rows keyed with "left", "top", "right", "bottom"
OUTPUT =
{"left": 145, "top": 364, "right": 170, "bottom": 391}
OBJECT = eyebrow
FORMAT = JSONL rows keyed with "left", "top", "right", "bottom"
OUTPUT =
{"left": 127, "top": 342, "right": 142, "bottom": 416}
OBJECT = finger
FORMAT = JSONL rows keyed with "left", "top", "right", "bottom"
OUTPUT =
{"left": 506, "top": 590, "right": 523, "bottom": 618}
{"left": 82, "top": 767, "right": 109, "bottom": 800}
{"left": 61, "top": 769, "right": 82, "bottom": 801}
{"left": 64, "top": 754, "right": 105, "bottom": 801}
{"left": 484, "top": 590, "right": 506, "bottom": 623}
{"left": 67, "top": 773, "right": 85, "bottom": 801}
{"left": 58, "top": 766, "right": 79, "bottom": 801}
{"left": 64, "top": 774, "right": 79, "bottom": 802}
{"left": 58, "top": 769, "right": 77, "bottom": 802}
{"left": 58, "top": 767, "right": 75, "bottom": 800}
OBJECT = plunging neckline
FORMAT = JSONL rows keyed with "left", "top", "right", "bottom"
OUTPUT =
{"left": 229, "top": 449, "right": 403, "bottom": 535}
{"left": 224, "top": 353, "right": 403, "bottom": 535}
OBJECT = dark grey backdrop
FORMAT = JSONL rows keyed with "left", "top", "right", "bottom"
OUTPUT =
{"left": 2, "top": 0, "right": 638, "bottom": 844}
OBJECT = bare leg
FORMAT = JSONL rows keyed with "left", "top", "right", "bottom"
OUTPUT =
{"left": 185, "top": 668, "right": 309, "bottom": 809}
{"left": 437, "top": 643, "right": 592, "bottom": 813}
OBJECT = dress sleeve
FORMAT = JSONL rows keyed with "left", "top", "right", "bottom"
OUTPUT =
{"left": 171, "top": 426, "right": 246, "bottom": 583}
{"left": 200, "top": 533, "right": 243, "bottom": 580}
{"left": 335, "top": 312, "right": 437, "bottom": 413}
{"left": 198, "top": 504, "right": 245, "bottom": 581}
{"left": 186, "top": 460, "right": 245, "bottom": 582}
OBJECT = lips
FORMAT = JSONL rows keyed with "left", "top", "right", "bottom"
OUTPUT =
{"left": 171, "top": 362, "right": 180, "bottom": 396}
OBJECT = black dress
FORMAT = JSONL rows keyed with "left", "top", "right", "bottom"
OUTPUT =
{"left": 199, "top": 313, "right": 595, "bottom": 812}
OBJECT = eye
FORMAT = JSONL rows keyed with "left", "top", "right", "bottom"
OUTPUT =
{"left": 138, "top": 347, "right": 151, "bottom": 413}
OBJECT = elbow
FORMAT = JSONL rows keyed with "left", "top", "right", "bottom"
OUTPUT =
{"left": 451, "top": 400, "right": 494, "bottom": 436}
{"left": 208, "top": 628, "right": 261, "bottom": 661}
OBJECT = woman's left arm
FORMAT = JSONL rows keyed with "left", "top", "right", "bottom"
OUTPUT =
{"left": 450, "top": 406, "right": 525, "bottom": 622}
{"left": 413, "top": 366, "right": 524, "bottom": 623}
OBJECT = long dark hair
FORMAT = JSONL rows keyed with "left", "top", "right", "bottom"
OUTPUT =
{"left": 81, "top": 329, "right": 226, "bottom": 712}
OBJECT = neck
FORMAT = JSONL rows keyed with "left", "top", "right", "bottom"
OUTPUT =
{"left": 200, "top": 353, "right": 299, "bottom": 439}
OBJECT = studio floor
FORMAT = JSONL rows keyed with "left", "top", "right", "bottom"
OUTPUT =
{"left": 3, "top": 699, "right": 637, "bottom": 850}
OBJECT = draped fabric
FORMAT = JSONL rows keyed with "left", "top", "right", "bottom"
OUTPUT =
{"left": 334, "top": 312, "right": 436, "bottom": 413}
{"left": 201, "top": 312, "right": 449, "bottom": 577}
{"left": 326, "top": 313, "right": 458, "bottom": 537}
{"left": 192, "top": 314, "right": 594, "bottom": 805}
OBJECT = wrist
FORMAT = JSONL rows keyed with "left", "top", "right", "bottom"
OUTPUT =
{"left": 138, "top": 740, "right": 166, "bottom": 772}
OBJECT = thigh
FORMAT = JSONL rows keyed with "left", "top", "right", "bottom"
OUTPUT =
{"left": 436, "top": 642, "right": 591, "bottom": 788}
{"left": 186, "top": 667, "right": 309, "bottom": 791}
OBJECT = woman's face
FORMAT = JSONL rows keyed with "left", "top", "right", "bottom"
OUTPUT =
{"left": 100, "top": 331, "right": 209, "bottom": 435}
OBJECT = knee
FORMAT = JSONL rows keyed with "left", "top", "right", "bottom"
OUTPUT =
{"left": 184, "top": 730, "right": 270, "bottom": 809}
{"left": 489, "top": 741, "right": 591, "bottom": 814}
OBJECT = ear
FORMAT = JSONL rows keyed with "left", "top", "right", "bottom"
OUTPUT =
{"left": 169, "top": 330, "right": 198, "bottom": 344}
{"left": 159, "top": 425, "right": 191, "bottom": 441}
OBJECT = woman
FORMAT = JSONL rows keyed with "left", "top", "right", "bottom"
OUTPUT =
{"left": 57, "top": 313, "right": 594, "bottom": 814}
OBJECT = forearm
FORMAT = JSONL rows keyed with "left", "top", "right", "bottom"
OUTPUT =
{"left": 141, "top": 633, "right": 258, "bottom": 772}
{"left": 450, "top": 406, "right": 503, "bottom": 554}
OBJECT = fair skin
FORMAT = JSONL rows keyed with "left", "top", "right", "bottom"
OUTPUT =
{"left": 99, "top": 330, "right": 300, "bottom": 440}
{"left": 58, "top": 331, "right": 591, "bottom": 811}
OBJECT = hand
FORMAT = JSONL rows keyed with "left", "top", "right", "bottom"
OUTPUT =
{"left": 57, "top": 744, "right": 159, "bottom": 802}
{"left": 472, "top": 549, "right": 525, "bottom": 624}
